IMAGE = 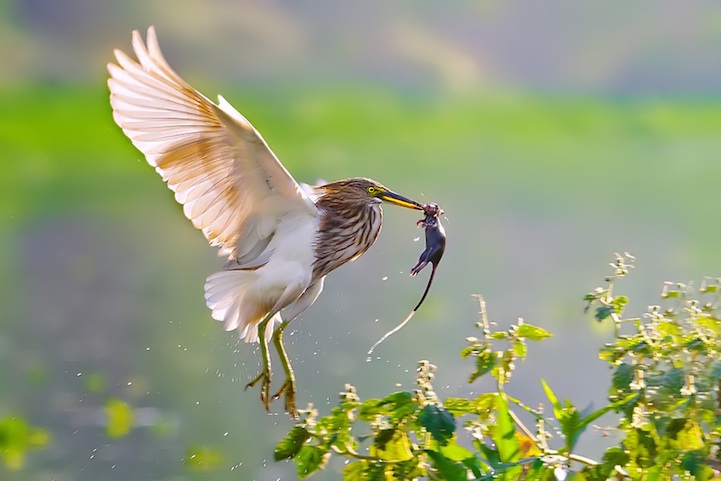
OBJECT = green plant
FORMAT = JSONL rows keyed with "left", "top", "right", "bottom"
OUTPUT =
{"left": 585, "top": 254, "right": 721, "bottom": 479}
{"left": 0, "top": 415, "right": 50, "bottom": 471}
{"left": 276, "top": 254, "right": 721, "bottom": 479}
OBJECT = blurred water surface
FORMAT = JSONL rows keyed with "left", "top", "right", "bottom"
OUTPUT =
{"left": 2, "top": 1, "right": 721, "bottom": 480}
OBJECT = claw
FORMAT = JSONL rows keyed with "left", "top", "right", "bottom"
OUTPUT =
{"left": 246, "top": 369, "right": 272, "bottom": 411}
{"left": 272, "top": 379, "right": 298, "bottom": 420}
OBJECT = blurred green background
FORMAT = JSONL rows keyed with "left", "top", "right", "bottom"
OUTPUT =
{"left": 2, "top": 0, "right": 721, "bottom": 479}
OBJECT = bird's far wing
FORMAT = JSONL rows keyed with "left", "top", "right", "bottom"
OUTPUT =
{"left": 108, "top": 27, "right": 316, "bottom": 262}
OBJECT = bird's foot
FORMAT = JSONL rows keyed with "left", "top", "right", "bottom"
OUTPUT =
{"left": 273, "top": 379, "right": 298, "bottom": 420}
{"left": 246, "top": 368, "right": 272, "bottom": 411}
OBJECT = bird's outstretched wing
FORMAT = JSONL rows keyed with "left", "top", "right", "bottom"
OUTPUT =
{"left": 108, "top": 27, "right": 316, "bottom": 264}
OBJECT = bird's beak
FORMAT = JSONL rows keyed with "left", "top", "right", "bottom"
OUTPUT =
{"left": 379, "top": 190, "right": 424, "bottom": 210}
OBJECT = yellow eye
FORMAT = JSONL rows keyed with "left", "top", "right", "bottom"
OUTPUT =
{"left": 366, "top": 186, "right": 377, "bottom": 194}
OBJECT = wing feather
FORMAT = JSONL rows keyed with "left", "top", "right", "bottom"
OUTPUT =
{"left": 108, "top": 27, "right": 316, "bottom": 262}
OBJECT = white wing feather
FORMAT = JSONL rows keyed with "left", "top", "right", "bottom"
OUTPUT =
{"left": 107, "top": 27, "right": 316, "bottom": 264}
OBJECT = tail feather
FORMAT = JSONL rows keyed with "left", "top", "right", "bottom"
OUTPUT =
{"left": 204, "top": 270, "right": 280, "bottom": 343}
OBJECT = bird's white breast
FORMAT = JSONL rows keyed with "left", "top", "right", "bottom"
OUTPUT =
{"left": 254, "top": 210, "right": 319, "bottom": 303}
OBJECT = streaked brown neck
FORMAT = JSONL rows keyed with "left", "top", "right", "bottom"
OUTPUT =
{"left": 312, "top": 191, "right": 383, "bottom": 280}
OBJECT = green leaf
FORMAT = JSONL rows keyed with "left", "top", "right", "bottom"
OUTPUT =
{"left": 512, "top": 339, "right": 527, "bottom": 359}
{"left": 612, "top": 363, "right": 634, "bottom": 391}
{"left": 565, "top": 393, "right": 638, "bottom": 452}
{"left": 425, "top": 450, "right": 468, "bottom": 481}
{"left": 492, "top": 395, "right": 520, "bottom": 463}
{"left": 104, "top": 398, "right": 134, "bottom": 439}
{"left": 597, "top": 446, "right": 628, "bottom": 477}
{"left": 595, "top": 305, "right": 615, "bottom": 322}
{"left": 541, "top": 381, "right": 591, "bottom": 453}
{"left": 382, "top": 391, "right": 416, "bottom": 420}
{"left": 646, "top": 368, "right": 685, "bottom": 409}
{"left": 391, "top": 459, "right": 426, "bottom": 480}
{"left": 359, "top": 391, "right": 416, "bottom": 421}
{"left": 342, "top": 461, "right": 367, "bottom": 481}
{"left": 667, "top": 419, "right": 704, "bottom": 451}
{"left": 623, "top": 428, "right": 655, "bottom": 468}
{"left": 460, "top": 456, "right": 484, "bottom": 478}
{"left": 358, "top": 398, "right": 383, "bottom": 420}
{"left": 696, "top": 316, "right": 721, "bottom": 335}
{"left": 443, "top": 398, "right": 473, "bottom": 416}
{"left": 598, "top": 344, "right": 626, "bottom": 364}
{"left": 612, "top": 295, "right": 629, "bottom": 310}
{"left": 541, "top": 379, "right": 562, "bottom": 417}
{"left": 459, "top": 346, "right": 475, "bottom": 358}
{"left": 474, "top": 438, "right": 499, "bottom": 466}
{"left": 274, "top": 426, "right": 311, "bottom": 461}
{"left": 444, "top": 393, "right": 497, "bottom": 417}
{"left": 682, "top": 450, "right": 715, "bottom": 481}
{"left": 419, "top": 405, "right": 455, "bottom": 446}
{"left": 516, "top": 324, "right": 552, "bottom": 341}
{"left": 439, "top": 441, "right": 475, "bottom": 462}
{"left": 657, "top": 321, "right": 681, "bottom": 337}
{"left": 469, "top": 346, "right": 497, "bottom": 383}
{"left": 372, "top": 429, "right": 413, "bottom": 461}
{"left": 295, "top": 445, "right": 330, "bottom": 479}
{"left": 374, "top": 428, "right": 395, "bottom": 451}
{"left": 343, "top": 461, "right": 391, "bottom": 481}
{"left": 645, "top": 465, "right": 663, "bottom": 481}
{"left": 558, "top": 404, "right": 581, "bottom": 451}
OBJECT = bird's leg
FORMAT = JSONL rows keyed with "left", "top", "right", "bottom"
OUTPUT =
{"left": 271, "top": 321, "right": 298, "bottom": 419}
{"left": 245, "top": 313, "right": 274, "bottom": 411}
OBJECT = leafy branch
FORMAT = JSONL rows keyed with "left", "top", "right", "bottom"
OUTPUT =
{"left": 276, "top": 253, "right": 721, "bottom": 480}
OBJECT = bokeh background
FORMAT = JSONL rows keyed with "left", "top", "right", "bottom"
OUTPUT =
{"left": 2, "top": 0, "right": 721, "bottom": 479}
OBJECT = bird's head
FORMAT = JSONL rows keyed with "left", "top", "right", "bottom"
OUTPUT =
{"left": 321, "top": 178, "right": 424, "bottom": 211}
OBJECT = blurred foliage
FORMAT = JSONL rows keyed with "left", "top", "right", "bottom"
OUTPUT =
{"left": 277, "top": 254, "right": 721, "bottom": 479}
{"left": 5, "top": 85, "right": 721, "bottom": 218}
{"left": 104, "top": 398, "right": 134, "bottom": 439}
{"left": 184, "top": 444, "right": 224, "bottom": 471}
{"left": 0, "top": 416, "right": 50, "bottom": 471}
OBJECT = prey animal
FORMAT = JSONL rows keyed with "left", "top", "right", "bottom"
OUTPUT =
{"left": 367, "top": 202, "right": 446, "bottom": 359}
{"left": 410, "top": 202, "right": 446, "bottom": 303}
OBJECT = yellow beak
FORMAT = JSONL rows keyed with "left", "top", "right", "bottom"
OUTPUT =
{"left": 379, "top": 190, "right": 424, "bottom": 210}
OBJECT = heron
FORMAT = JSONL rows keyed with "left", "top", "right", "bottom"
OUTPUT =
{"left": 107, "top": 27, "right": 425, "bottom": 418}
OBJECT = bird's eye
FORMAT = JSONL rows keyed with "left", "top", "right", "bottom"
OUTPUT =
{"left": 366, "top": 186, "right": 377, "bottom": 194}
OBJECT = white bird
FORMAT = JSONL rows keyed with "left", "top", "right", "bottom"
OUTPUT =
{"left": 107, "top": 27, "right": 424, "bottom": 417}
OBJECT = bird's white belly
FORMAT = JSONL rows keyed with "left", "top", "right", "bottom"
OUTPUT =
{"left": 252, "top": 212, "right": 319, "bottom": 309}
